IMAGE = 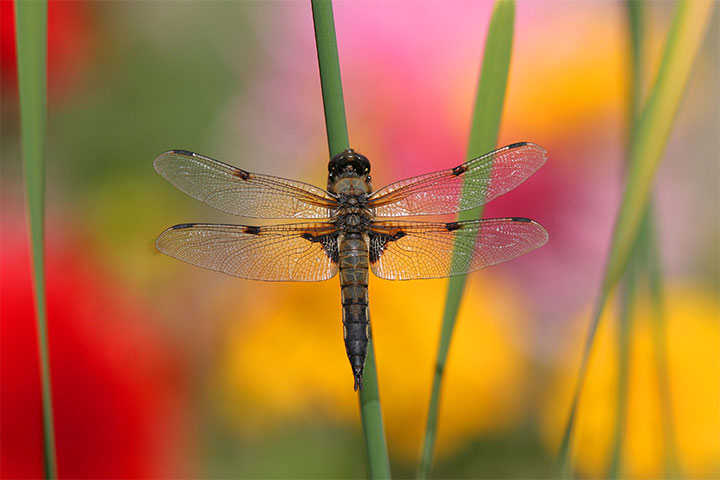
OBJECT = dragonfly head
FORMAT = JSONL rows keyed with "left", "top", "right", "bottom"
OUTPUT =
{"left": 328, "top": 149, "right": 371, "bottom": 186}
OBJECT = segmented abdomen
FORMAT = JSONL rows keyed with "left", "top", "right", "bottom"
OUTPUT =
{"left": 338, "top": 234, "right": 370, "bottom": 391}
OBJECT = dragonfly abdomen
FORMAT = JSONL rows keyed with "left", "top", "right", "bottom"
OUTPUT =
{"left": 338, "top": 233, "right": 370, "bottom": 391}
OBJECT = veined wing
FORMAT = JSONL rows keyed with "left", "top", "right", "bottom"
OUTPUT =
{"left": 156, "top": 222, "right": 338, "bottom": 282}
{"left": 368, "top": 142, "right": 546, "bottom": 217}
{"left": 369, "top": 218, "right": 548, "bottom": 280}
{"left": 154, "top": 150, "right": 337, "bottom": 219}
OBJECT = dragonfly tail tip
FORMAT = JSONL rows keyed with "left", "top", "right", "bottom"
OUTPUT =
{"left": 354, "top": 373, "right": 364, "bottom": 391}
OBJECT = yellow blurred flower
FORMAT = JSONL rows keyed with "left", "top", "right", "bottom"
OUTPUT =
{"left": 211, "top": 272, "right": 531, "bottom": 461}
{"left": 540, "top": 285, "right": 720, "bottom": 478}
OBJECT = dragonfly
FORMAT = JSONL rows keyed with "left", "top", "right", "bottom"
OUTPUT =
{"left": 154, "top": 142, "right": 548, "bottom": 390}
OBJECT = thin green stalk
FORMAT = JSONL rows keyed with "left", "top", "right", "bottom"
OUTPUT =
{"left": 311, "top": 0, "right": 349, "bottom": 156}
{"left": 610, "top": 4, "right": 678, "bottom": 477}
{"left": 609, "top": 3, "right": 645, "bottom": 476}
{"left": 311, "top": 2, "right": 391, "bottom": 478}
{"left": 645, "top": 211, "right": 679, "bottom": 478}
{"left": 15, "top": 1, "right": 57, "bottom": 478}
{"left": 600, "top": 0, "right": 714, "bottom": 294}
{"left": 418, "top": 2, "right": 515, "bottom": 478}
{"left": 358, "top": 340, "right": 391, "bottom": 478}
{"left": 627, "top": 0, "right": 645, "bottom": 126}
{"left": 608, "top": 234, "right": 638, "bottom": 480}
{"left": 556, "top": 1, "right": 714, "bottom": 476}
{"left": 610, "top": 205, "right": 677, "bottom": 480}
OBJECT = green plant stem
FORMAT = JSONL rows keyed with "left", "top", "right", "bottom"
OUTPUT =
{"left": 609, "top": 3, "right": 645, "bottom": 476}
{"left": 624, "top": 4, "right": 678, "bottom": 468}
{"left": 311, "top": 0, "right": 349, "bottom": 156}
{"left": 358, "top": 340, "right": 390, "bottom": 478}
{"left": 417, "top": 2, "right": 515, "bottom": 478}
{"left": 601, "top": 0, "right": 714, "bottom": 293}
{"left": 311, "top": 2, "right": 391, "bottom": 478}
{"left": 644, "top": 210, "right": 679, "bottom": 478}
{"left": 15, "top": 1, "right": 57, "bottom": 478}
{"left": 556, "top": 0, "right": 714, "bottom": 476}
{"left": 609, "top": 236, "right": 637, "bottom": 480}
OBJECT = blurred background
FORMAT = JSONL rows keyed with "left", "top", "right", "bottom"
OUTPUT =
{"left": 1, "top": 1, "right": 717, "bottom": 478}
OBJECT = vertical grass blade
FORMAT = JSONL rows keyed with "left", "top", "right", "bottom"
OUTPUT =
{"left": 608, "top": 259, "right": 634, "bottom": 480}
{"left": 645, "top": 210, "right": 679, "bottom": 478}
{"left": 603, "top": 0, "right": 714, "bottom": 292}
{"left": 311, "top": 0, "right": 349, "bottom": 156}
{"left": 14, "top": 0, "right": 57, "bottom": 478}
{"left": 608, "top": 3, "right": 645, "bottom": 477}
{"left": 417, "top": 2, "right": 515, "bottom": 478}
{"left": 556, "top": 0, "right": 714, "bottom": 476}
{"left": 357, "top": 340, "right": 391, "bottom": 478}
{"left": 626, "top": 0, "right": 645, "bottom": 126}
{"left": 609, "top": 230, "right": 641, "bottom": 479}
{"left": 311, "top": 1, "right": 391, "bottom": 478}
{"left": 610, "top": 4, "right": 678, "bottom": 477}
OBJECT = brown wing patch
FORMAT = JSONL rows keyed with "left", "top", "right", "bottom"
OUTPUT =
{"left": 451, "top": 164, "right": 468, "bottom": 176}
{"left": 231, "top": 168, "right": 250, "bottom": 181}
{"left": 444, "top": 222, "right": 461, "bottom": 231}
{"left": 368, "top": 226, "right": 406, "bottom": 264}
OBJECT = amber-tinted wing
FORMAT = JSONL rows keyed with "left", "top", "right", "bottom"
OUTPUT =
{"left": 368, "top": 142, "right": 546, "bottom": 217}
{"left": 156, "top": 222, "right": 339, "bottom": 282}
{"left": 369, "top": 218, "right": 548, "bottom": 280}
{"left": 154, "top": 150, "right": 337, "bottom": 219}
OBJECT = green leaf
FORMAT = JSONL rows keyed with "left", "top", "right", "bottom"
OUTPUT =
{"left": 311, "top": 1, "right": 391, "bottom": 478}
{"left": 15, "top": 0, "right": 57, "bottom": 478}
{"left": 418, "top": 2, "right": 515, "bottom": 478}
{"left": 556, "top": 1, "right": 715, "bottom": 476}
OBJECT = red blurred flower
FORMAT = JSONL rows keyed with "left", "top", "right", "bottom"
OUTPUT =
{"left": 1, "top": 206, "right": 190, "bottom": 478}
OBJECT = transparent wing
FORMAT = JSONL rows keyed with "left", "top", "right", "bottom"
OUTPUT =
{"left": 368, "top": 142, "right": 546, "bottom": 217}
{"left": 369, "top": 218, "right": 548, "bottom": 280}
{"left": 154, "top": 150, "right": 337, "bottom": 219}
{"left": 156, "top": 222, "right": 339, "bottom": 282}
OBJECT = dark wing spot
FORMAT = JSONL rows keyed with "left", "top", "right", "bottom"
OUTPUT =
{"left": 244, "top": 226, "right": 261, "bottom": 235}
{"left": 369, "top": 229, "right": 406, "bottom": 263}
{"left": 321, "top": 236, "right": 339, "bottom": 264}
{"left": 301, "top": 231, "right": 339, "bottom": 263}
{"left": 171, "top": 149, "right": 195, "bottom": 156}
{"left": 171, "top": 223, "right": 195, "bottom": 230}
{"left": 510, "top": 217, "right": 532, "bottom": 223}
{"left": 369, "top": 236, "right": 384, "bottom": 263}
{"left": 505, "top": 141, "right": 529, "bottom": 149}
{"left": 445, "top": 222, "right": 462, "bottom": 231}
{"left": 232, "top": 168, "right": 251, "bottom": 181}
{"left": 451, "top": 164, "right": 468, "bottom": 176}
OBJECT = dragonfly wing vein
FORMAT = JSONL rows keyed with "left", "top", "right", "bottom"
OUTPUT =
{"left": 369, "top": 218, "right": 548, "bottom": 280}
{"left": 156, "top": 222, "right": 339, "bottom": 282}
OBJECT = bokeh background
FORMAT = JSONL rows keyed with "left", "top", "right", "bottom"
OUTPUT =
{"left": 1, "top": 1, "right": 717, "bottom": 478}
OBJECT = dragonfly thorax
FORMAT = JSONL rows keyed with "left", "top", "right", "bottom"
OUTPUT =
{"left": 333, "top": 192, "right": 372, "bottom": 219}
{"left": 335, "top": 211, "right": 372, "bottom": 234}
